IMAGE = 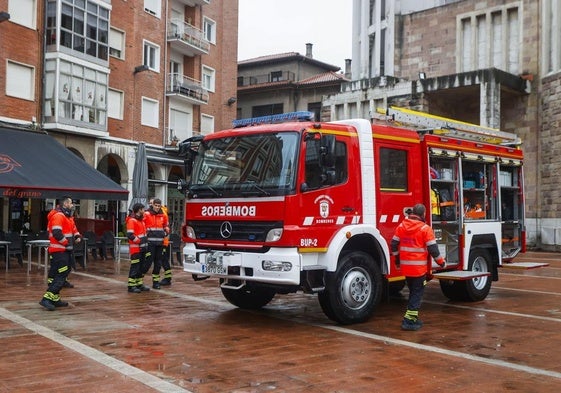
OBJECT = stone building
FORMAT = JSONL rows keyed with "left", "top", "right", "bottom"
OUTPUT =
{"left": 324, "top": 0, "right": 557, "bottom": 248}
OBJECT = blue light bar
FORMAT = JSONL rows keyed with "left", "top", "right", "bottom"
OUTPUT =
{"left": 232, "top": 111, "right": 315, "bottom": 128}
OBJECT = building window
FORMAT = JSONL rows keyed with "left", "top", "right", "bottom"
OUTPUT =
{"left": 144, "top": 0, "right": 161, "bottom": 17}
{"left": 44, "top": 59, "right": 108, "bottom": 128}
{"left": 270, "top": 71, "right": 282, "bottom": 82}
{"left": 141, "top": 97, "right": 159, "bottom": 128}
{"left": 108, "top": 89, "right": 124, "bottom": 120}
{"left": 170, "top": 108, "right": 191, "bottom": 141}
{"left": 51, "top": 0, "right": 109, "bottom": 63}
{"left": 6, "top": 61, "right": 35, "bottom": 101}
{"left": 143, "top": 40, "right": 160, "bottom": 72}
{"left": 252, "top": 104, "right": 283, "bottom": 118}
{"left": 202, "top": 65, "right": 215, "bottom": 92}
{"left": 543, "top": 0, "right": 561, "bottom": 75}
{"left": 203, "top": 17, "right": 216, "bottom": 44}
{"left": 8, "top": 0, "right": 36, "bottom": 29}
{"left": 457, "top": 4, "right": 521, "bottom": 74}
{"left": 109, "top": 28, "right": 125, "bottom": 59}
{"left": 201, "top": 114, "right": 214, "bottom": 135}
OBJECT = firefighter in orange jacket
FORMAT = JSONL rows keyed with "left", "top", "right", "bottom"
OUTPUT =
{"left": 126, "top": 203, "right": 150, "bottom": 293}
{"left": 40, "top": 197, "right": 81, "bottom": 311}
{"left": 143, "top": 198, "right": 171, "bottom": 289}
{"left": 390, "top": 203, "right": 446, "bottom": 331}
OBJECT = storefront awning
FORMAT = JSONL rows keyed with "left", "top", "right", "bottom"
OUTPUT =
{"left": 0, "top": 127, "right": 129, "bottom": 200}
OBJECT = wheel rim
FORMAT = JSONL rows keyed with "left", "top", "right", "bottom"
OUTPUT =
{"left": 340, "top": 267, "right": 371, "bottom": 310}
{"left": 471, "top": 255, "right": 489, "bottom": 290}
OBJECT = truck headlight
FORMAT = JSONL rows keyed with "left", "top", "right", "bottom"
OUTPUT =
{"left": 262, "top": 260, "right": 292, "bottom": 271}
{"left": 185, "top": 226, "right": 196, "bottom": 239}
{"left": 265, "top": 228, "right": 283, "bottom": 242}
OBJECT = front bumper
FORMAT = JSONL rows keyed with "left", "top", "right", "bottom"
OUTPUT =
{"left": 182, "top": 243, "right": 302, "bottom": 285}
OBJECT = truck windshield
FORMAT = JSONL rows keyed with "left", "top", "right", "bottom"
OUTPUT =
{"left": 188, "top": 132, "right": 299, "bottom": 198}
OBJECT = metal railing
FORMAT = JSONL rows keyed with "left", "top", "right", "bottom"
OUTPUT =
{"left": 167, "top": 73, "right": 209, "bottom": 103}
{"left": 237, "top": 71, "right": 296, "bottom": 87}
{"left": 167, "top": 19, "right": 210, "bottom": 54}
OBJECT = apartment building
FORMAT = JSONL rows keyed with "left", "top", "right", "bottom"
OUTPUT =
{"left": 0, "top": 0, "right": 238, "bottom": 234}
{"left": 324, "top": 0, "right": 561, "bottom": 248}
{"left": 237, "top": 44, "right": 349, "bottom": 122}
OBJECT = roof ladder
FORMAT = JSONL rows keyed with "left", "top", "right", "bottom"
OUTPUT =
{"left": 377, "top": 106, "right": 521, "bottom": 146}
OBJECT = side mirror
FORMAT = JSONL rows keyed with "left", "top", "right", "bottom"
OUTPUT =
{"left": 320, "top": 134, "right": 336, "bottom": 167}
{"left": 177, "top": 179, "right": 189, "bottom": 195}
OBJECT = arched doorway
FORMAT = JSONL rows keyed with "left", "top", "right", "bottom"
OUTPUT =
{"left": 167, "top": 166, "right": 185, "bottom": 233}
{"left": 97, "top": 153, "right": 128, "bottom": 234}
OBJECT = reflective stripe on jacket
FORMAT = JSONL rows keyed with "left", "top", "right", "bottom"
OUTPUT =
{"left": 144, "top": 208, "right": 169, "bottom": 244}
{"left": 47, "top": 209, "right": 75, "bottom": 254}
{"left": 391, "top": 215, "right": 439, "bottom": 277}
{"left": 127, "top": 215, "right": 147, "bottom": 255}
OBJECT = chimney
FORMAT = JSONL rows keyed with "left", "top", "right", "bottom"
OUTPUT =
{"left": 305, "top": 43, "right": 313, "bottom": 58}
{"left": 344, "top": 59, "right": 352, "bottom": 79}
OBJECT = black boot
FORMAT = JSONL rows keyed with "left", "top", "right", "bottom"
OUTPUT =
{"left": 39, "top": 298, "right": 55, "bottom": 311}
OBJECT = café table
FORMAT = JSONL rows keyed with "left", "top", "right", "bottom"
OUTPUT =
{"left": 114, "top": 236, "right": 128, "bottom": 273}
{"left": 0, "top": 240, "right": 10, "bottom": 272}
{"left": 26, "top": 239, "right": 50, "bottom": 276}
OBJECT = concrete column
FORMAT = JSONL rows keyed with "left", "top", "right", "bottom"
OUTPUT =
{"left": 480, "top": 74, "right": 501, "bottom": 129}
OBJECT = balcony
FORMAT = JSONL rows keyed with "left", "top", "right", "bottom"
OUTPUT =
{"left": 237, "top": 71, "right": 296, "bottom": 87}
{"left": 168, "top": 20, "right": 210, "bottom": 57}
{"left": 175, "top": 0, "right": 210, "bottom": 6}
{"left": 167, "top": 73, "right": 209, "bottom": 105}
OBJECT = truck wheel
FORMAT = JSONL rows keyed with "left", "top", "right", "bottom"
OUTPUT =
{"left": 463, "top": 249, "right": 492, "bottom": 301}
{"left": 221, "top": 285, "right": 276, "bottom": 310}
{"left": 318, "top": 251, "right": 382, "bottom": 324}
{"left": 439, "top": 249, "right": 492, "bottom": 301}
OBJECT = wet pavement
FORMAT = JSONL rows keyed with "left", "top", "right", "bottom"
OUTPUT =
{"left": 1, "top": 250, "right": 561, "bottom": 392}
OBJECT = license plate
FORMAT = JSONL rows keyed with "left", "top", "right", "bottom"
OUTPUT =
{"left": 201, "top": 263, "right": 226, "bottom": 275}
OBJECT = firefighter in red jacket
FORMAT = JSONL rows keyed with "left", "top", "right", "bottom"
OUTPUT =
{"left": 126, "top": 203, "right": 150, "bottom": 293}
{"left": 143, "top": 198, "right": 171, "bottom": 289}
{"left": 40, "top": 197, "right": 81, "bottom": 311}
{"left": 390, "top": 203, "right": 446, "bottom": 331}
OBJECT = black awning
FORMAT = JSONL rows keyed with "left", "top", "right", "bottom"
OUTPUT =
{"left": 0, "top": 127, "right": 129, "bottom": 200}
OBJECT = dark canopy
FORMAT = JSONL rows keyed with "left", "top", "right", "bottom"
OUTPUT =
{"left": 0, "top": 127, "right": 128, "bottom": 200}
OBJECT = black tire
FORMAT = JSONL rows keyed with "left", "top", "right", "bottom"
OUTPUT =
{"left": 439, "top": 279, "right": 465, "bottom": 301}
{"left": 439, "top": 249, "right": 492, "bottom": 302}
{"left": 318, "top": 251, "right": 382, "bottom": 324}
{"left": 221, "top": 285, "right": 276, "bottom": 309}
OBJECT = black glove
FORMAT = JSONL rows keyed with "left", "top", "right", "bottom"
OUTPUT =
{"left": 394, "top": 255, "right": 400, "bottom": 268}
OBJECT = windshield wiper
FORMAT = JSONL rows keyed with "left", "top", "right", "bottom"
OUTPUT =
{"left": 241, "top": 182, "right": 270, "bottom": 197}
{"left": 189, "top": 185, "right": 222, "bottom": 198}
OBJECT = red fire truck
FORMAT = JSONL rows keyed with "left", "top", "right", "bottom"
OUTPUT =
{"left": 179, "top": 107, "right": 544, "bottom": 324}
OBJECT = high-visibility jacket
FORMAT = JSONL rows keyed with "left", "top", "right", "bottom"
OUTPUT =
{"left": 390, "top": 214, "right": 443, "bottom": 277}
{"left": 47, "top": 208, "right": 79, "bottom": 254}
{"left": 144, "top": 207, "right": 169, "bottom": 245}
{"left": 126, "top": 214, "right": 147, "bottom": 255}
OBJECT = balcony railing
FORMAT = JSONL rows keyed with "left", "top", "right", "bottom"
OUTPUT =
{"left": 167, "top": 73, "right": 209, "bottom": 105}
{"left": 175, "top": 0, "right": 210, "bottom": 6}
{"left": 168, "top": 20, "right": 210, "bottom": 56}
{"left": 237, "top": 71, "right": 296, "bottom": 87}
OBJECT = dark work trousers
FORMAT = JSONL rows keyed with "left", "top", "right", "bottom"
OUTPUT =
{"left": 161, "top": 246, "right": 172, "bottom": 281}
{"left": 145, "top": 243, "right": 164, "bottom": 283}
{"left": 128, "top": 251, "right": 146, "bottom": 288}
{"left": 405, "top": 275, "right": 426, "bottom": 312}
{"left": 43, "top": 251, "right": 71, "bottom": 302}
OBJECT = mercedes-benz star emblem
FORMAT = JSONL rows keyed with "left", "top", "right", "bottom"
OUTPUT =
{"left": 220, "top": 221, "right": 232, "bottom": 238}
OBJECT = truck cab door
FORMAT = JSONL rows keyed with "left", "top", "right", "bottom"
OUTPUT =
{"left": 374, "top": 137, "right": 424, "bottom": 243}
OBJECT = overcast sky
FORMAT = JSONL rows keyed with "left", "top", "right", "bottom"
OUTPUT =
{"left": 237, "top": 0, "right": 352, "bottom": 71}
